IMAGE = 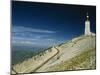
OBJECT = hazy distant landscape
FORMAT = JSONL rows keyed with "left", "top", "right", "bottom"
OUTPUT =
{"left": 12, "top": 45, "right": 51, "bottom": 65}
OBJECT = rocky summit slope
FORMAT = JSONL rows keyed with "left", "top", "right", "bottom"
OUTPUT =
{"left": 12, "top": 35, "right": 96, "bottom": 74}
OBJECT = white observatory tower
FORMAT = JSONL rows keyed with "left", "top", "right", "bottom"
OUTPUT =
{"left": 85, "top": 12, "right": 91, "bottom": 36}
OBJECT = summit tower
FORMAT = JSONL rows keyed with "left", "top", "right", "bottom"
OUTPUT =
{"left": 85, "top": 12, "right": 91, "bottom": 35}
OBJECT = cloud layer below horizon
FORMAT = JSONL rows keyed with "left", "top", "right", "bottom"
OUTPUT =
{"left": 12, "top": 26, "right": 63, "bottom": 47}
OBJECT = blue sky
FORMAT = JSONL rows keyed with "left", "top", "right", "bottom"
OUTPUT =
{"left": 12, "top": 1, "right": 96, "bottom": 48}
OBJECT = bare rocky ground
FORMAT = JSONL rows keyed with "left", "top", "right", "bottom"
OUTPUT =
{"left": 12, "top": 35, "right": 96, "bottom": 74}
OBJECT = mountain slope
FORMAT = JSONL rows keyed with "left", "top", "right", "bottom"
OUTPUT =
{"left": 35, "top": 35, "right": 96, "bottom": 72}
{"left": 41, "top": 48, "right": 95, "bottom": 72}
{"left": 12, "top": 35, "right": 96, "bottom": 74}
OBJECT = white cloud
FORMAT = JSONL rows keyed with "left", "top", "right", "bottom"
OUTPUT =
{"left": 12, "top": 26, "right": 61, "bottom": 47}
{"left": 12, "top": 35, "right": 58, "bottom": 47}
{"left": 13, "top": 26, "right": 56, "bottom": 34}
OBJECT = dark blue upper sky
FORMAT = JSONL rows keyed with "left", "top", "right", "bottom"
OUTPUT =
{"left": 12, "top": 1, "right": 96, "bottom": 47}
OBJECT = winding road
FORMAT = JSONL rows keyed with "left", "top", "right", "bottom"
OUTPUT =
{"left": 30, "top": 47, "right": 59, "bottom": 73}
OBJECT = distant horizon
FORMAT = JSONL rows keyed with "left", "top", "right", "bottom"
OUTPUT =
{"left": 12, "top": 1, "right": 96, "bottom": 48}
